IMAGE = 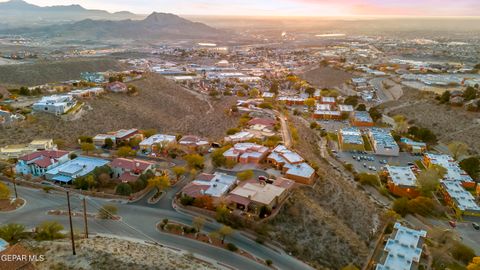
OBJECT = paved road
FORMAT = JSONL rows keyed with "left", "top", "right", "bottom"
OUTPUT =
{"left": 275, "top": 111, "right": 292, "bottom": 148}
{"left": 1, "top": 182, "right": 312, "bottom": 270}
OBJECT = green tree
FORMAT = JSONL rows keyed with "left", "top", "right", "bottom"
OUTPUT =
{"left": 269, "top": 81, "right": 279, "bottom": 94}
{"left": 357, "top": 173, "right": 380, "bottom": 186}
{"left": 417, "top": 168, "right": 441, "bottom": 196}
{"left": 98, "top": 204, "right": 118, "bottom": 219}
{"left": 172, "top": 166, "right": 186, "bottom": 181}
{"left": 104, "top": 138, "right": 114, "bottom": 149}
{"left": 116, "top": 183, "right": 133, "bottom": 196}
{"left": 148, "top": 175, "right": 171, "bottom": 192}
{"left": 448, "top": 141, "right": 469, "bottom": 160}
{"left": 304, "top": 98, "right": 316, "bottom": 109}
{"left": 218, "top": 225, "right": 233, "bottom": 244}
{"left": 459, "top": 157, "right": 480, "bottom": 179}
{"left": 452, "top": 242, "right": 476, "bottom": 264}
{"left": 393, "top": 197, "right": 409, "bottom": 217}
{"left": 467, "top": 257, "right": 480, "bottom": 270}
{"left": 305, "top": 87, "right": 316, "bottom": 97}
{"left": 249, "top": 88, "right": 260, "bottom": 98}
{"left": 344, "top": 96, "right": 358, "bottom": 106}
{"left": 463, "top": 86, "right": 478, "bottom": 101}
{"left": 226, "top": 128, "right": 241, "bottom": 135}
{"left": 237, "top": 170, "right": 254, "bottom": 181}
{"left": 81, "top": 143, "right": 95, "bottom": 154}
{"left": 216, "top": 204, "right": 230, "bottom": 223}
{"left": 0, "top": 182, "right": 10, "bottom": 199}
{"left": 211, "top": 147, "right": 229, "bottom": 167}
{"left": 35, "top": 221, "right": 64, "bottom": 240}
{"left": 117, "top": 146, "right": 134, "bottom": 157}
{"left": 0, "top": 223, "right": 26, "bottom": 243}
{"left": 368, "top": 107, "right": 382, "bottom": 122}
{"left": 192, "top": 216, "right": 206, "bottom": 238}
{"left": 184, "top": 154, "right": 205, "bottom": 170}
{"left": 440, "top": 90, "right": 451, "bottom": 103}
{"left": 356, "top": 104, "right": 367, "bottom": 111}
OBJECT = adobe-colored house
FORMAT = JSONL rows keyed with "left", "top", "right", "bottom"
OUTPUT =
{"left": 109, "top": 158, "right": 155, "bottom": 182}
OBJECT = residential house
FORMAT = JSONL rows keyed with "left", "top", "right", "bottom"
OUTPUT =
{"left": 45, "top": 156, "right": 109, "bottom": 184}
{"left": 351, "top": 111, "right": 374, "bottom": 127}
{"left": 70, "top": 87, "right": 105, "bottom": 99}
{"left": 368, "top": 128, "right": 400, "bottom": 156}
{"left": 32, "top": 95, "right": 77, "bottom": 115}
{"left": 320, "top": 96, "right": 336, "bottom": 105}
{"left": 139, "top": 134, "right": 177, "bottom": 153}
{"left": 106, "top": 82, "right": 128, "bottom": 93}
{"left": 224, "top": 131, "right": 254, "bottom": 143}
{"left": 92, "top": 134, "right": 117, "bottom": 148}
{"left": 0, "top": 139, "right": 56, "bottom": 160}
{"left": 423, "top": 153, "right": 475, "bottom": 188}
{"left": 376, "top": 223, "right": 427, "bottom": 270}
{"left": 223, "top": 143, "right": 269, "bottom": 164}
{"left": 181, "top": 172, "right": 238, "bottom": 199}
{"left": 267, "top": 145, "right": 315, "bottom": 184}
{"left": 247, "top": 118, "right": 276, "bottom": 129}
{"left": 226, "top": 178, "right": 294, "bottom": 213}
{"left": 111, "top": 129, "right": 143, "bottom": 145}
{"left": 338, "top": 127, "right": 365, "bottom": 151}
{"left": 16, "top": 150, "right": 70, "bottom": 177}
{"left": 109, "top": 158, "right": 155, "bottom": 182}
{"left": 178, "top": 135, "right": 210, "bottom": 152}
{"left": 385, "top": 166, "right": 419, "bottom": 198}
{"left": 440, "top": 181, "right": 480, "bottom": 217}
{"left": 81, "top": 72, "right": 105, "bottom": 83}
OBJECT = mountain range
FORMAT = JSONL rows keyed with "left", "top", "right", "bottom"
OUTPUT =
{"left": 0, "top": 0, "right": 223, "bottom": 41}
{"left": 0, "top": 0, "right": 142, "bottom": 28}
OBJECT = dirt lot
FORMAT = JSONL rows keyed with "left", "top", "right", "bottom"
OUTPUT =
{"left": 0, "top": 58, "right": 126, "bottom": 86}
{"left": 24, "top": 236, "right": 215, "bottom": 270}
{"left": 0, "top": 73, "right": 238, "bottom": 147}
{"left": 382, "top": 88, "right": 480, "bottom": 154}
{"left": 268, "top": 116, "right": 381, "bottom": 269}
{"left": 301, "top": 66, "right": 353, "bottom": 89}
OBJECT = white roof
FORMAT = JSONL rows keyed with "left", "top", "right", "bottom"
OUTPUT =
{"left": 386, "top": 166, "right": 417, "bottom": 187}
{"left": 140, "top": 134, "right": 177, "bottom": 146}
{"left": 316, "top": 104, "right": 331, "bottom": 111}
{"left": 441, "top": 181, "right": 480, "bottom": 212}
{"left": 192, "top": 172, "right": 237, "bottom": 197}
{"left": 339, "top": 105, "right": 354, "bottom": 112}
{"left": 376, "top": 223, "right": 426, "bottom": 270}
{"left": 425, "top": 153, "right": 474, "bottom": 183}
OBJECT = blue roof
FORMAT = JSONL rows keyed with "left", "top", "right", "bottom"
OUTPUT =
{"left": 52, "top": 175, "right": 73, "bottom": 183}
{"left": 0, "top": 238, "right": 9, "bottom": 252}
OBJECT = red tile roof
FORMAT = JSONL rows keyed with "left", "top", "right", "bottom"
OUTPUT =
{"left": 247, "top": 118, "right": 276, "bottom": 127}
{"left": 32, "top": 156, "right": 53, "bottom": 168}
{"left": 19, "top": 150, "right": 69, "bottom": 162}
{"left": 226, "top": 194, "right": 251, "bottom": 207}
{"left": 195, "top": 173, "right": 215, "bottom": 181}
{"left": 109, "top": 158, "right": 154, "bottom": 172}
{"left": 119, "top": 172, "right": 139, "bottom": 183}
{"left": 182, "top": 184, "right": 209, "bottom": 198}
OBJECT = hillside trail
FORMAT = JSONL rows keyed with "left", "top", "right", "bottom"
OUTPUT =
{"left": 180, "top": 85, "right": 214, "bottom": 114}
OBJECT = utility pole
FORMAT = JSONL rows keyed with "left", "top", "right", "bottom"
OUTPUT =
{"left": 10, "top": 167, "right": 18, "bottom": 199}
{"left": 82, "top": 197, "right": 89, "bottom": 238}
{"left": 66, "top": 191, "right": 76, "bottom": 255}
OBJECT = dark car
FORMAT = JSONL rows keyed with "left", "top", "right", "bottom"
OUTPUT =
{"left": 473, "top": 222, "right": 480, "bottom": 230}
{"left": 258, "top": 176, "right": 267, "bottom": 181}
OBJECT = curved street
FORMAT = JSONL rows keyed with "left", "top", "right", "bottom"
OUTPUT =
{"left": 0, "top": 180, "right": 312, "bottom": 270}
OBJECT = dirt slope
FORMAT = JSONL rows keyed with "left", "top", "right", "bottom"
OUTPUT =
{"left": 0, "top": 73, "right": 237, "bottom": 146}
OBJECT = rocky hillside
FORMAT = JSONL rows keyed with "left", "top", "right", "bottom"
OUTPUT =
{"left": 268, "top": 116, "right": 381, "bottom": 269}
{"left": 0, "top": 73, "right": 238, "bottom": 146}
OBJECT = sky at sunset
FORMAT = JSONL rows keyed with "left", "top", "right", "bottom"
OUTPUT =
{"left": 3, "top": 0, "right": 480, "bottom": 16}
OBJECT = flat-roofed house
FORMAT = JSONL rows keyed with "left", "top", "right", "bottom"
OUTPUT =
{"left": 376, "top": 223, "right": 427, "bottom": 270}
{"left": 223, "top": 143, "right": 269, "bottom": 164}
{"left": 385, "top": 166, "right": 419, "bottom": 198}
{"left": 267, "top": 144, "right": 315, "bottom": 184}
{"left": 45, "top": 156, "right": 109, "bottom": 184}
{"left": 320, "top": 96, "right": 336, "bottom": 105}
{"left": 93, "top": 134, "right": 117, "bottom": 147}
{"left": 139, "top": 134, "right": 177, "bottom": 153}
{"left": 16, "top": 150, "right": 70, "bottom": 177}
{"left": 440, "top": 180, "right": 480, "bottom": 217}
{"left": 32, "top": 95, "right": 77, "bottom": 116}
{"left": 0, "top": 139, "right": 56, "bottom": 160}
{"left": 400, "top": 138, "right": 427, "bottom": 154}
{"left": 178, "top": 135, "right": 210, "bottom": 152}
{"left": 226, "top": 178, "right": 294, "bottom": 213}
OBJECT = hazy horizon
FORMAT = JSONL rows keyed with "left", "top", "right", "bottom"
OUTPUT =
{"left": 1, "top": 0, "right": 480, "bottom": 17}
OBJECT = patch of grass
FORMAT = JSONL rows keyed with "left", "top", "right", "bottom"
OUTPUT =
{"left": 362, "top": 135, "right": 373, "bottom": 151}
{"left": 415, "top": 160, "right": 426, "bottom": 170}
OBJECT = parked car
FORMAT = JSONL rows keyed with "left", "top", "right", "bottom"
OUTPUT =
{"left": 258, "top": 176, "right": 267, "bottom": 181}
{"left": 473, "top": 222, "right": 480, "bottom": 230}
{"left": 449, "top": 220, "right": 456, "bottom": 228}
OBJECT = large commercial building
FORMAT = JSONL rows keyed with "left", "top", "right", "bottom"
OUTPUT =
{"left": 440, "top": 181, "right": 480, "bottom": 217}
{"left": 368, "top": 128, "right": 399, "bottom": 156}
{"left": 338, "top": 127, "right": 365, "bottom": 151}
{"left": 385, "top": 166, "right": 419, "bottom": 198}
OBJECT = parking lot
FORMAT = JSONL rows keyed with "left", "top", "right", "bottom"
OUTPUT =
{"left": 316, "top": 119, "right": 350, "bottom": 133}
{"left": 336, "top": 150, "right": 423, "bottom": 173}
